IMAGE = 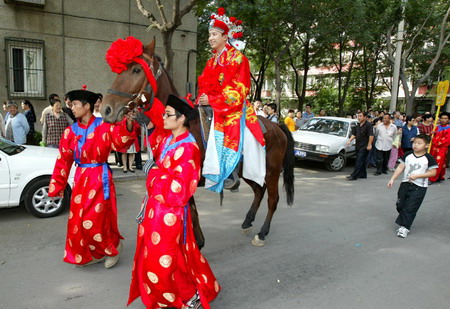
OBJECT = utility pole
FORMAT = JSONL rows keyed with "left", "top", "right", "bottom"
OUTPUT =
{"left": 389, "top": 0, "right": 407, "bottom": 113}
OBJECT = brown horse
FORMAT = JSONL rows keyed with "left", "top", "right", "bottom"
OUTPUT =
{"left": 101, "top": 40, "right": 295, "bottom": 247}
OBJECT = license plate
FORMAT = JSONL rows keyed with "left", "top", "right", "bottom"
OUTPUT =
{"left": 295, "top": 150, "right": 307, "bottom": 157}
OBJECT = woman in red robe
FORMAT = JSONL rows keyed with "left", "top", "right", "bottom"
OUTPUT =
{"left": 48, "top": 90, "right": 136, "bottom": 268}
{"left": 429, "top": 112, "right": 450, "bottom": 183}
{"left": 128, "top": 95, "right": 219, "bottom": 309}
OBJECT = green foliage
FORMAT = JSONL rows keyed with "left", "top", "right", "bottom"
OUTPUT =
{"left": 194, "top": 0, "right": 450, "bottom": 113}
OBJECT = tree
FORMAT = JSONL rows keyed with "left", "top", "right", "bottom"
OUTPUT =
{"left": 313, "top": 0, "right": 368, "bottom": 116}
{"left": 136, "top": 0, "right": 197, "bottom": 76}
{"left": 386, "top": 0, "right": 450, "bottom": 115}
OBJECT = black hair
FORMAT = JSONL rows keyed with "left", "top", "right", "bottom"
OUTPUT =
{"left": 50, "top": 98, "right": 62, "bottom": 107}
{"left": 267, "top": 103, "right": 277, "bottom": 112}
{"left": 423, "top": 114, "right": 433, "bottom": 121}
{"left": 439, "top": 112, "right": 450, "bottom": 119}
{"left": 405, "top": 115, "right": 414, "bottom": 123}
{"left": 358, "top": 111, "right": 368, "bottom": 117}
{"left": 306, "top": 104, "right": 312, "bottom": 108}
{"left": 21, "top": 100, "right": 36, "bottom": 123}
{"left": 97, "top": 93, "right": 103, "bottom": 101}
{"left": 48, "top": 93, "right": 59, "bottom": 103}
{"left": 288, "top": 109, "right": 295, "bottom": 113}
{"left": 414, "top": 134, "right": 430, "bottom": 144}
{"left": 174, "top": 110, "right": 191, "bottom": 128}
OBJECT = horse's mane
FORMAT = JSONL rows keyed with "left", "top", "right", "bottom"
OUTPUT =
{"left": 154, "top": 54, "right": 179, "bottom": 96}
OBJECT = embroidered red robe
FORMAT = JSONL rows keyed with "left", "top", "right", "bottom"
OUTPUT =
{"left": 429, "top": 125, "right": 450, "bottom": 182}
{"left": 197, "top": 44, "right": 264, "bottom": 151}
{"left": 48, "top": 116, "right": 136, "bottom": 265}
{"left": 128, "top": 131, "right": 220, "bottom": 309}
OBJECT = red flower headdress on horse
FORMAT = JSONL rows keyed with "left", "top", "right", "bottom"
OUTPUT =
{"left": 105, "top": 36, "right": 158, "bottom": 95}
{"left": 209, "top": 7, "right": 246, "bottom": 50}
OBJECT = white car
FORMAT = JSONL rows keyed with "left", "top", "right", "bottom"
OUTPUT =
{"left": 292, "top": 117, "right": 358, "bottom": 171}
{"left": 0, "top": 138, "right": 73, "bottom": 218}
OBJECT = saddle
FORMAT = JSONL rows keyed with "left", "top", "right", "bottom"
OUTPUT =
{"left": 198, "top": 105, "right": 267, "bottom": 145}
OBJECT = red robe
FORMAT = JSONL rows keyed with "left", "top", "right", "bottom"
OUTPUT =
{"left": 196, "top": 44, "right": 264, "bottom": 150}
{"left": 128, "top": 131, "right": 220, "bottom": 309}
{"left": 48, "top": 116, "right": 136, "bottom": 265}
{"left": 429, "top": 124, "right": 450, "bottom": 182}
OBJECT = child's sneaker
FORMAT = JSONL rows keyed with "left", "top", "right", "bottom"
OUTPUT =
{"left": 397, "top": 226, "right": 409, "bottom": 238}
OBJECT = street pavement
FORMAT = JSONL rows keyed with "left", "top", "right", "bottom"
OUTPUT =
{"left": 1, "top": 160, "right": 450, "bottom": 309}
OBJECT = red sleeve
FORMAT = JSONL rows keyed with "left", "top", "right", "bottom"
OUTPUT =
{"left": 146, "top": 142, "right": 200, "bottom": 207}
{"left": 142, "top": 97, "right": 171, "bottom": 157}
{"left": 48, "top": 127, "right": 75, "bottom": 197}
{"left": 110, "top": 118, "right": 137, "bottom": 151}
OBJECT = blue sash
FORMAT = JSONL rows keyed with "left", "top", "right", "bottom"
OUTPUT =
{"left": 437, "top": 125, "right": 450, "bottom": 133}
{"left": 72, "top": 117, "right": 111, "bottom": 199}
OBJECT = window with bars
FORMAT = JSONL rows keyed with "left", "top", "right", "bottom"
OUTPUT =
{"left": 5, "top": 38, "right": 45, "bottom": 99}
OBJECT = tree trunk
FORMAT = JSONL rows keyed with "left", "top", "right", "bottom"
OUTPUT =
{"left": 288, "top": 54, "right": 301, "bottom": 109}
{"left": 274, "top": 58, "right": 282, "bottom": 111}
{"left": 299, "top": 37, "right": 310, "bottom": 113}
{"left": 337, "top": 38, "right": 344, "bottom": 116}
{"left": 161, "top": 29, "right": 175, "bottom": 77}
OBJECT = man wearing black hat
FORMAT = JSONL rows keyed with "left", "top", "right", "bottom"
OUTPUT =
{"left": 48, "top": 89, "right": 137, "bottom": 269}
{"left": 128, "top": 94, "right": 219, "bottom": 309}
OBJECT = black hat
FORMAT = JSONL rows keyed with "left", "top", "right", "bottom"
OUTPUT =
{"left": 66, "top": 90, "right": 99, "bottom": 105}
{"left": 166, "top": 94, "right": 196, "bottom": 118}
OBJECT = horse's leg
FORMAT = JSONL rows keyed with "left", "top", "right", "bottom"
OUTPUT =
{"left": 252, "top": 169, "right": 280, "bottom": 247}
{"left": 241, "top": 179, "right": 266, "bottom": 234}
{"left": 189, "top": 196, "right": 205, "bottom": 250}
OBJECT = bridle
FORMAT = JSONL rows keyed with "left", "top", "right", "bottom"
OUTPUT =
{"left": 106, "top": 54, "right": 163, "bottom": 110}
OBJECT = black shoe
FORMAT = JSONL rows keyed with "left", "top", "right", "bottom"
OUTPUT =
{"left": 347, "top": 177, "right": 357, "bottom": 181}
{"left": 224, "top": 170, "right": 240, "bottom": 191}
{"left": 374, "top": 172, "right": 382, "bottom": 176}
{"left": 135, "top": 165, "right": 143, "bottom": 170}
{"left": 346, "top": 175, "right": 354, "bottom": 179}
{"left": 382, "top": 171, "right": 388, "bottom": 174}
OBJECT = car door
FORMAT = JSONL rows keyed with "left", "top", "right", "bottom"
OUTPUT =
{"left": 0, "top": 151, "right": 11, "bottom": 206}
{"left": 345, "top": 122, "right": 357, "bottom": 155}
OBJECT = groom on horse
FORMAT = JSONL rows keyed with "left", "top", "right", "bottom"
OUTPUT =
{"left": 197, "top": 7, "right": 266, "bottom": 193}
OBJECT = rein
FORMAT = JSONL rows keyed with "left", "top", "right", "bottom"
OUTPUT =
{"left": 106, "top": 55, "right": 163, "bottom": 109}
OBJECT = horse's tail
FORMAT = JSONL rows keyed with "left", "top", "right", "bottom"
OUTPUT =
{"left": 278, "top": 123, "right": 295, "bottom": 206}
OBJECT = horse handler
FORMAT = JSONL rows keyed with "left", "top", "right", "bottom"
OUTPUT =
{"left": 48, "top": 89, "right": 136, "bottom": 268}
{"left": 128, "top": 94, "right": 220, "bottom": 309}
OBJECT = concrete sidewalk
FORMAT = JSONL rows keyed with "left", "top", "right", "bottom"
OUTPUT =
{"left": 107, "top": 152, "right": 148, "bottom": 182}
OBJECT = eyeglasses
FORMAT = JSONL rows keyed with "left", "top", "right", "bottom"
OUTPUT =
{"left": 162, "top": 113, "right": 177, "bottom": 119}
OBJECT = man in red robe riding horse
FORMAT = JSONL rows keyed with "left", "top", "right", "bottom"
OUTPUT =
{"left": 197, "top": 7, "right": 266, "bottom": 193}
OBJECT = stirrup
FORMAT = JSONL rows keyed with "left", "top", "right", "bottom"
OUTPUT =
{"left": 224, "top": 171, "right": 240, "bottom": 191}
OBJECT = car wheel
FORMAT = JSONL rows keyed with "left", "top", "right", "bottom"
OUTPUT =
{"left": 23, "top": 177, "right": 70, "bottom": 218}
{"left": 326, "top": 153, "right": 346, "bottom": 171}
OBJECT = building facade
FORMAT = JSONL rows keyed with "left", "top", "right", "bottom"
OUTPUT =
{"left": 0, "top": 0, "right": 197, "bottom": 130}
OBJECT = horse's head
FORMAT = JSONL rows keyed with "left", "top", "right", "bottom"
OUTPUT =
{"left": 101, "top": 39, "right": 171, "bottom": 123}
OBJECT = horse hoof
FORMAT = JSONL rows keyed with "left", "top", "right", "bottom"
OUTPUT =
{"left": 251, "top": 235, "right": 265, "bottom": 247}
{"left": 241, "top": 226, "right": 253, "bottom": 235}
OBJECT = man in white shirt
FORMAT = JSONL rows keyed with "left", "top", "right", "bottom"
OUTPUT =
{"left": 374, "top": 114, "right": 397, "bottom": 175}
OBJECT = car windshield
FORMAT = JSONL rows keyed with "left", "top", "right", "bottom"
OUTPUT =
{"left": 0, "top": 137, "right": 25, "bottom": 155}
{"left": 300, "top": 119, "right": 349, "bottom": 137}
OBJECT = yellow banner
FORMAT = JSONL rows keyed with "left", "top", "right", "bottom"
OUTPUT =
{"left": 436, "top": 80, "right": 449, "bottom": 106}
